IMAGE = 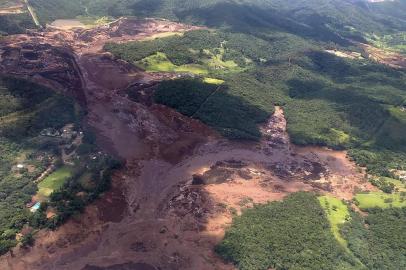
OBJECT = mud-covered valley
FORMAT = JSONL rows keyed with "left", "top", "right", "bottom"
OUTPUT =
{"left": 0, "top": 18, "right": 379, "bottom": 270}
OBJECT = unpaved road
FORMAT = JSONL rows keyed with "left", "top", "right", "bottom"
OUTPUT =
{"left": 0, "top": 19, "right": 376, "bottom": 270}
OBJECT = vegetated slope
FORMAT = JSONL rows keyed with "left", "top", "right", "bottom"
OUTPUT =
{"left": 29, "top": 0, "right": 406, "bottom": 41}
{"left": 0, "top": 77, "right": 119, "bottom": 255}
{"left": 216, "top": 192, "right": 362, "bottom": 270}
{"left": 0, "top": 1, "right": 35, "bottom": 34}
{"left": 341, "top": 207, "right": 406, "bottom": 269}
{"left": 0, "top": 12, "right": 35, "bottom": 35}
{"left": 105, "top": 29, "right": 309, "bottom": 140}
{"left": 106, "top": 28, "right": 406, "bottom": 176}
{"left": 29, "top": 0, "right": 84, "bottom": 25}
{"left": 365, "top": 0, "right": 406, "bottom": 27}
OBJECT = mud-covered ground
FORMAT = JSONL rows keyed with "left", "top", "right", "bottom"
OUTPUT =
{"left": 0, "top": 18, "right": 376, "bottom": 270}
{"left": 360, "top": 42, "right": 406, "bottom": 69}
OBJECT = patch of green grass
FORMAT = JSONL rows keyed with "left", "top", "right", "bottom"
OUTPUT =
{"left": 174, "top": 64, "right": 209, "bottom": 75}
{"left": 383, "top": 177, "right": 406, "bottom": 191}
{"left": 202, "top": 47, "right": 241, "bottom": 71}
{"left": 203, "top": 77, "right": 224, "bottom": 84}
{"left": 318, "top": 195, "right": 350, "bottom": 247}
{"left": 137, "top": 52, "right": 209, "bottom": 75}
{"left": 141, "top": 31, "right": 184, "bottom": 41}
{"left": 355, "top": 192, "right": 406, "bottom": 209}
{"left": 37, "top": 166, "right": 74, "bottom": 198}
{"left": 137, "top": 49, "right": 242, "bottom": 76}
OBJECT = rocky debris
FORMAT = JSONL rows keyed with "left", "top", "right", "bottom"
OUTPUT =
{"left": 265, "top": 159, "right": 326, "bottom": 181}
{"left": 359, "top": 43, "right": 406, "bottom": 69}
{"left": 130, "top": 242, "right": 148, "bottom": 253}
{"left": 0, "top": 40, "right": 84, "bottom": 101}
{"left": 214, "top": 159, "right": 248, "bottom": 169}
{"left": 167, "top": 184, "right": 210, "bottom": 220}
{"left": 192, "top": 159, "right": 250, "bottom": 185}
{"left": 75, "top": 18, "right": 204, "bottom": 53}
{"left": 261, "top": 106, "right": 290, "bottom": 148}
{"left": 311, "top": 181, "right": 333, "bottom": 192}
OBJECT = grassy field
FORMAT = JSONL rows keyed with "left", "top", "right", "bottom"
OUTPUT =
{"left": 355, "top": 192, "right": 406, "bottom": 209}
{"left": 203, "top": 77, "right": 224, "bottom": 85}
{"left": 136, "top": 49, "right": 242, "bottom": 76}
{"left": 318, "top": 195, "right": 350, "bottom": 247}
{"left": 106, "top": 30, "right": 246, "bottom": 79}
{"left": 384, "top": 178, "right": 406, "bottom": 191}
{"left": 137, "top": 52, "right": 209, "bottom": 74}
{"left": 140, "top": 32, "right": 184, "bottom": 41}
{"left": 37, "top": 166, "right": 74, "bottom": 198}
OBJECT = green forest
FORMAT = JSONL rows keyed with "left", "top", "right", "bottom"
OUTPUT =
{"left": 217, "top": 192, "right": 406, "bottom": 270}
{"left": 216, "top": 192, "right": 360, "bottom": 270}
{"left": 0, "top": 13, "right": 35, "bottom": 35}
{"left": 0, "top": 77, "right": 119, "bottom": 254}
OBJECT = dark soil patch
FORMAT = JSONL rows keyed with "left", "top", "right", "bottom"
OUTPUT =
{"left": 82, "top": 262, "right": 157, "bottom": 270}
{"left": 192, "top": 168, "right": 233, "bottom": 185}
{"left": 95, "top": 175, "right": 127, "bottom": 223}
{"left": 192, "top": 159, "right": 250, "bottom": 185}
{"left": 23, "top": 51, "right": 39, "bottom": 60}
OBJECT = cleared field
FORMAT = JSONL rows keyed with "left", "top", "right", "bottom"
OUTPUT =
{"left": 49, "top": 19, "right": 85, "bottom": 30}
{"left": 137, "top": 52, "right": 209, "bottom": 74}
{"left": 355, "top": 192, "right": 406, "bottom": 209}
{"left": 203, "top": 77, "right": 224, "bottom": 84}
{"left": 318, "top": 195, "right": 350, "bottom": 247}
{"left": 37, "top": 166, "right": 74, "bottom": 198}
{"left": 140, "top": 31, "right": 184, "bottom": 41}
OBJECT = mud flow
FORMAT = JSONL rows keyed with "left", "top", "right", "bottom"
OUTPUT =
{"left": 0, "top": 18, "right": 376, "bottom": 270}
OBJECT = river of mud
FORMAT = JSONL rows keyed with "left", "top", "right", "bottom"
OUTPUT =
{"left": 0, "top": 18, "right": 376, "bottom": 270}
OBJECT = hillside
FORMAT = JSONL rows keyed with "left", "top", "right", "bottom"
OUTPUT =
{"left": 26, "top": 0, "right": 406, "bottom": 38}
{"left": 0, "top": 0, "right": 35, "bottom": 36}
{"left": 0, "top": 0, "right": 405, "bottom": 270}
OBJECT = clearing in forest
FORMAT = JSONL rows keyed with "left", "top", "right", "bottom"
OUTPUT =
{"left": 37, "top": 166, "right": 74, "bottom": 198}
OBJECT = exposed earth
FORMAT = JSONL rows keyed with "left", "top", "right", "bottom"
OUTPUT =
{"left": 0, "top": 17, "right": 379, "bottom": 270}
{"left": 359, "top": 42, "right": 406, "bottom": 69}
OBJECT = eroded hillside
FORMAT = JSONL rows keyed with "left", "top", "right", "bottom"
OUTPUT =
{"left": 0, "top": 0, "right": 405, "bottom": 269}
